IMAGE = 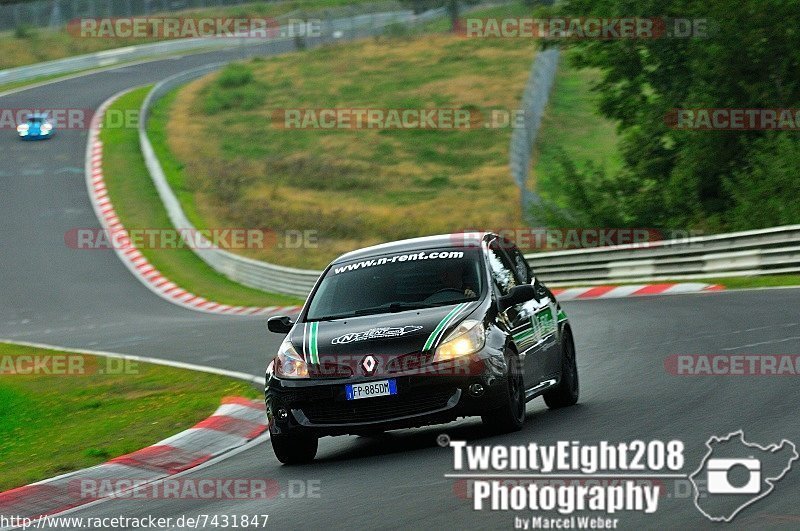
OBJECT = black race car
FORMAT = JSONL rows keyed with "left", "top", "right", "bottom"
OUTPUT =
{"left": 265, "top": 233, "right": 578, "bottom": 464}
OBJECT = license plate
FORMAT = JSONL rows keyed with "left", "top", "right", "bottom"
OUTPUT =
{"left": 345, "top": 379, "right": 397, "bottom": 400}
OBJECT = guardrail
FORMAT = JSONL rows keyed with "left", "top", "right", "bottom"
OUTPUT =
{"left": 138, "top": 8, "right": 444, "bottom": 297}
{"left": 0, "top": 34, "right": 242, "bottom": 87}
{"left": 527, "top": 225, "right": 800, "bottom": 286}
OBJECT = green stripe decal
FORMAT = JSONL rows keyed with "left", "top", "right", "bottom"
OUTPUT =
{"left": 309, "top": 322, "right": 319, "bottom": 364}
{"left": 557, "top": 308, "right": 567, "bottom": 322}
{"left": 423, "top": 303, "right": 465, "bottom": 352}
{"left": 513, "top": 329, "right": 535, "bottom": 342}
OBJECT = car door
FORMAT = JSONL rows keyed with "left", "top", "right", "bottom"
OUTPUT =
{"left": 506, "top": 244, "right": 561, "bottom": 380}
{"left": 485, "top": 238, "right": 554, "bottom": 389}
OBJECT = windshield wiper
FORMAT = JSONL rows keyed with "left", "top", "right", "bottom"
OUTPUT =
{"left": 387, "top": 302, "right": 439, "bottom": 312}
{"left": 311, "top": 302, "right": 440, "bottom": 321}
{"left": 352, "top": 302, "right": 438, "bottom": 315}
{"left": 310, "top": 311, "right": 358, "bottom": 321}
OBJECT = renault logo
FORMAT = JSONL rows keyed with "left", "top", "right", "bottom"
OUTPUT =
{"left": 362, "top": 355, "right": 377, "bottom": 375}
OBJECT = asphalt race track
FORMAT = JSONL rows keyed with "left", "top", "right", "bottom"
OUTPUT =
{"left": 1, "top": 42, "right": 799, "bottom": 530}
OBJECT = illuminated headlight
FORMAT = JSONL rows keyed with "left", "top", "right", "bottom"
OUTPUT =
{"left": 17, "top": 124, "right": 29, "bottom": 135}
{"left": 434, "top": 319, "right": 485, "bottom": 362}
{"left": 274, "top": 340, "right": 309, "bottom": 378}
{"left": 41, "top": 123, "right": 52, "bottom": 133}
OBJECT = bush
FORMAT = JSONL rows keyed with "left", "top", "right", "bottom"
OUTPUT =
{"left": 203, "top": 63, "right": 264, "bottom": 114}
{"left": 216, "top": 63, "right": 254, "bottom": 88}
{"left": 725, "top": 135, "right": 800, "bottom": 229}
{"left": 203, "top": 85, "right": 264, "bottom": 114}
{"left": 535, "top": 148, "right": 646, "bottom": 228}
{"left": 14, "top": 24, "right": 35, "bottom": 39}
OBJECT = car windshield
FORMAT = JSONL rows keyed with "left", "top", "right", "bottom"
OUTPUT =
{"left": 27, "top": 117, "right": 43, "bottom": 124}
{"left": 306, "top": 248, "right": 484, "bottom": 321}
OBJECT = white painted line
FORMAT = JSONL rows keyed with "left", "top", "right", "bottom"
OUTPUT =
{"left": 0, "top": 339, "right": 265, "bottom": 386}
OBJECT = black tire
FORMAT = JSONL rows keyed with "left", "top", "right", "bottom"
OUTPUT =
{"left": 482, "top": 352, "right": 525, "bottom": 433}
{"left": 270, "top": 430, "right": 318, "bottom": 465}
{"left": 544, "top": 328, "right": 579, "bottom": 409}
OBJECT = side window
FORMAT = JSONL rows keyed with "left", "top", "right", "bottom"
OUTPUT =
{"left": 486, "top": 242, "right": 518, "bottom": 296}
{"left": 508, "top": 246, "right": 531, "bottom": 284}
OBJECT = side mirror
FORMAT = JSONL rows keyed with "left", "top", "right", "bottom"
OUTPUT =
{"left": 498, "top": 284, "right": 538, "bottom": 312}
{"left": 267, "top": 315, "right": 294, "bottom": 334}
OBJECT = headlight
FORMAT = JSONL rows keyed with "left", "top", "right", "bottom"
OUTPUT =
{"left": 17, "top": 124, "right": 29, "bottom": 133}
{"left": 41, "top": 123, "right": 52, "bottom": 132}
{"left": 434, "top": 319, "right": 485, "bottom": 362}
{"left": 274, "top": 340, "right": 309, "bottom": 378}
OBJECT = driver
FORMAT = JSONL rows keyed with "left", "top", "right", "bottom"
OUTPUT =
{"left": 439, "top": 264, "right": 477, "bottom": 298}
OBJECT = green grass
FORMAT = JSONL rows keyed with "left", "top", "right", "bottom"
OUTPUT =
{"left": 100, "top": 86, "right": 303, "bottom": 307}
{"left": 697, "top": 275, "right": 800, "bottom": 290}
{"left": 532, "top": 50, "right": 623, "bottom": 206}
{"left": 0, "top": 342, "right": 259, "bottom": 491}
{"left": 157, "top": 15, "right": 539, "bottom": 268}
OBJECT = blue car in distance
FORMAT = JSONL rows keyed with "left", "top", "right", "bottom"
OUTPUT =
{"left": 17, "top": 112, "right": 55, "bottom": 140}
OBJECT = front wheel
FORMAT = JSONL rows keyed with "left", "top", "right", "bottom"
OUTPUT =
{"left": 482, "top": 352, "right": 525, "bottom": 433}
{"left": 270, "top": 430, "right": 318, "bottom": 465}
{"left": 544, "top": 329, "right": 579, "bottom": 409}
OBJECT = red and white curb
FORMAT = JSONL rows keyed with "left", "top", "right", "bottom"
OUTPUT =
{"left": 0, "top": 397, "right": 267, "bottom": 521}
{"left": 551, "top": 282, "right": 724, "bottom": 300}
{"left": 84, "top": 90, "right": 300, "bottom": 317}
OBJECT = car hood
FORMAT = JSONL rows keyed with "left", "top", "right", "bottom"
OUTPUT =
{"left": 289, "top": 301, "right": 481, "bottom": 370}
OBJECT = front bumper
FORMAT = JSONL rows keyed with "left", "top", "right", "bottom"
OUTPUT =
{"left": 266, "top": 355, "right": 509, "bottom": 437}
{"left": 19, "top": 133, "right": 52, "bottom": 140}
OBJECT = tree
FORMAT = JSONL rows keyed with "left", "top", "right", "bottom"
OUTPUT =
{"left": 552, "top": 0, "right": 800, "bottom": 230}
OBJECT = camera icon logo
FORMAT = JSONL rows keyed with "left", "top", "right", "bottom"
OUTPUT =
{"left": 706, "top": 457, "right": 761, "bottom": 494}
{"left": 690, "top": 430, "right": 798, "bottom": 522}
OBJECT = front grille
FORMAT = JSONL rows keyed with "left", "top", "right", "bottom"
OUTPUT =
{"left": 307, "top": 352, "right": 435, "bottom": 379}
{"left": 385, "top": 352, "right": 434, "bottom": 374}
{"left": 297, "top": 388, "right": 456, "bottom": 425}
